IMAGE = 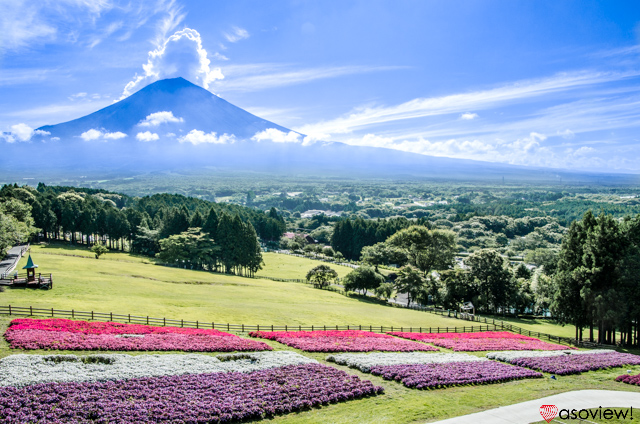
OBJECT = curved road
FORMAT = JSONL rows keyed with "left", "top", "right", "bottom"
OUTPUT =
{"left": 432, "top": 390, "right": 640, "bottom": 424}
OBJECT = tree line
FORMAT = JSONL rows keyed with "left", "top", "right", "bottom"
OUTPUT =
{"left": 0, "top": 183, "right": 286, "bottom": 276}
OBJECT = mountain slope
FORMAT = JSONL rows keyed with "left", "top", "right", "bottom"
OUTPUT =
{"left": 38, "top": 77, "right": 291, "bottom": 140}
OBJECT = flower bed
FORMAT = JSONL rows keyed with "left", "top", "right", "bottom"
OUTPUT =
{"left": 249, "top": 330, "right": 438, "bottom": 352}
{"left": 486, "top": 349, "right": 611, "bottom": 362}
{"left": 389, "top": 331, "right": 570, "bottom": 352}
{"left": 327, "top": 352, "right": 485, "bottom": 372}
{"left": 489, "top": 350, "right": 640, "bottom": 375}
{"left": 369, "top": 361, "right": 542, "bottom": 389}
{"left": 5, "top": 318, "right": 271, "bottom": 352}
{"left": 0, "top": 351, "right": 317, "bottom": 388}
{"left": 616, "top": 373, "right": 640, "bottom": 386}
{"left": 0, "top": 364, "right": 384, "bottom": 423}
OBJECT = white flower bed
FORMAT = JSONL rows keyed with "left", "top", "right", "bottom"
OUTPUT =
{"left": 486, "top": 349, "right": 613, "bottom": 362}
{"left": 326, "top": 352, "right": 486, "bottom": 372}
{"left": 0, "top": 351, "right": 317, "bottom": 388}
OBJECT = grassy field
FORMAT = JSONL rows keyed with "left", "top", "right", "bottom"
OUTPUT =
{"left": 256, "top": 252, "right": 355, "bottom": 279}
{"left": 2, "top": 244, "right": 463, "bottom": 328}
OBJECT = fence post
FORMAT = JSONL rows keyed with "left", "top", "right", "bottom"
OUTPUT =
{"left": 147, "top": 316, "right": 149, "bottom": 325}
{"left": 51, "top": 308, "right": 54, "bottom": 317}
{"left": 30, "top": 306, "right": 33, "bottom": 316}
{"left": 196, "top": 321, "right": 198, "bottom": 329}
{"left": 163, "top": 317, "right": 166, "bottom": 326}
{"left": 72, "top": 309, "right": 74, "bottom": 318}
{"left": 242, "top": 324, "right": 244, "bottom": 332}
{"left": 92, "top": 311, "right": 94, "bottom": 320}
{"left": 110, "top": 312, "right": 113, "bottom": 321}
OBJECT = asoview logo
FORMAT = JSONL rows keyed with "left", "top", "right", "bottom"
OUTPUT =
{"left": 539, "top": 405, "right": 634, "bottom": 422}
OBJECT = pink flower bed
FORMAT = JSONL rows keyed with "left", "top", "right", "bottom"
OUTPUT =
{"left": 5, "top": 319, "right": 271, "bottom": 352}
{"left": 616, "top": 373, "right": 640, "bottom": 386}
{"left": 249, "top": 330, "right": 439, "bottom": 353}
{"left": 388, "top": 331, "right": 571, "bottom": 352}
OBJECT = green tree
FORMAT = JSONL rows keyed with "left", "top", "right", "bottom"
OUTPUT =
{"left": 394, "top": 265, "right": 426, "bottom": 306}
{"left": 343, "top": 266, "right": 385, "bottom": 295}
{"left": 90, "top": 242, "right": 109, "bottom": 259}
{"left": 387, "top": 226, "right": 456, "bottom": 275}
{"left": 306, "top": 264, "right": 338, "bottom": 288}
{"left": 466, "top": 250, "right": 515, "bottom": 314}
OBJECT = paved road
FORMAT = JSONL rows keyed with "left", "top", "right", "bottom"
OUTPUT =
{"left": 0, "top": 245, "right": 27, "bottom": 276}
{"left": 432, "top": 390, "right": 640, "bottom": 424}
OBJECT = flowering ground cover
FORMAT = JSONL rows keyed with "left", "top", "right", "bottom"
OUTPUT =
{"left": 249, "top": 330, "right": 439, "bottom": 352}
{"left": 327, "top": 352, "right": 486, "bottom": 372}
{"left": 488, "top": 350, "right": 640, "bottom": 375}
{"left": 616, "top": 373, "right": 640, "bottom": 386}
{"left": 0, "top": 351, "right": 317, "bottom": 387}
{"left": 388, "top": 331, "right": 570, "bottom": 352}
{"left": 0, "top": 363, "right": 384, "bottom": 423}
{"left": 5, "top": 318, "right": 271, "bottom": 352}
{"left": 369, "top": 361, "right": 542, "bottom": 389}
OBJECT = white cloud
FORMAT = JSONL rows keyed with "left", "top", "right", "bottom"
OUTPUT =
{"left": 68, "top": 92, "right": 88, "bottom": 100}
{"left": 296, "top": 70, "right": 640, "bottom": 137}
{"left": 154, "top": 0, "right": 186, "bottom": 47}
{"left": 216, "top": 64, "right": 405, "bottom": 93}
{"left": 121, "top": 28, "right": 224, "bottom": 98}
{"left": 80, "top": 129, "right": 127, "bottom": 141}
{"left": 460, "top": 113, "right": 478, "bottom": 120}
{"left": 178, "top": 129, "right": 235, "bottom": 145}
{"left": 557, "top": 129, "right": 575, "bottom": 139}
{"left": 51, "top": 137, "right": 60, "bottom": 141}
{"left": 252, "top": 128, "right": 301, "bottom": 143}
{"left": 138, "top": 111, "right": 184, "bottom": 127}
{"left": 11, "top": 123, "right": 35, "bottom": 141}
{"left": 136, "top": 131, "right": 160, "bottom": 142}
{"left": 223, "top": 26, "right": 249, "bottom": 43}
{"left": 80, "top": 129, "right": 103, "bottom": 141}
{"left": 103, "top": 131, "right": 127, "bottom": 139}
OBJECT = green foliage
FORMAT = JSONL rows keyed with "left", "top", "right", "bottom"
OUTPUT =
{"left": 305, "top": 264, "right": 338, "bottom": 288}
{"left": 156, "top": 228, "right": 219, "bottom": 270}
{"left": 466, "top": 249, "right": 515, "bottom": 314}
{"left": 343, "top": 266, "right": 385, "bottom": 295}
{"left": 394, "top": 265, "right": 426, "bottom": 306}
{"left": 387, "top": 226, "right": 456, "bottom": 275}
{"left": 0, "top": 198, "right": 37, "bottom": 256}
{"left": 374, "top": 282, "right": 394, "bottom": 300}
{"left": 90, "top": 242, "right": 108, "bottom": 259}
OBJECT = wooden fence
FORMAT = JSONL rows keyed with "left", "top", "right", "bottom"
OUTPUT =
{"left": 0, "top": 305, "right": 501, "bottom": 335}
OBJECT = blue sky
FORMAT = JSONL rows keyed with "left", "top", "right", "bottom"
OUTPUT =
{"left": 2, "top": 0, "right": 640, "bottom": 172}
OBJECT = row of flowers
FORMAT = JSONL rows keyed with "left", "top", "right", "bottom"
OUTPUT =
{"left": 6, "top": 319, "right": 271, "bottom": 352}
{"left": 249, "top": 330, "right": 439, "bottom": 352}
{"left": 389, "top": 331, "right": 571, "bottom": 352}
{"left": 488, "top": 350, "right": 640, "bottom": 375}
{"left": 8, "top": 318, "right": 231, "bottom": 335}
{"left": 0, "top": 364, "right": 384, "bottom": 423}
{"left": 616, "top": 373, "right": 640, "bottom": 386}
{"left": 369, "top": 361, "right": 542, "bottom": 390}
{"left": 326, "top": 352, "right": 486, "bottom": 372}
{"left": 0, "top": 351, "right": 317, "bottom": 388}
{"left": 326, "top": 351, "right": 540, "bottom": 389}
{"left": 486, "top": 349, "right": 612, "bottom": 362}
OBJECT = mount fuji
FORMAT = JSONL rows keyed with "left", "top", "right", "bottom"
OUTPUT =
{"left": 2, "top": 77, "right": 633, "bottom": 183}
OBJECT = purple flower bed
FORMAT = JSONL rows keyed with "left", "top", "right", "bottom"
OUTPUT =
{"left": 509, "top": 352, "right": 640, "bottom": 375}
{"left": 0, "top": 364, "right": 383, "bottom": 423}
{"left": 369, "top": 361, "right": 542, "bottom": 389}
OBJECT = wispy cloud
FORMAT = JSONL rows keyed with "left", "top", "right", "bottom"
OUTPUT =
{"left": 215, "top": 64, "right": 406, "bottom": 92}
{"left": 296, "top": 70, "right": 640, "bottom": 137}
{"left": 223, "top": 26, "right": 249, "bottom": 43}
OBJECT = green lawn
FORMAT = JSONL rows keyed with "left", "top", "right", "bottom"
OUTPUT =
{"left": 2, "top": 244, "right": 460, "bottom": 328}
{"left": 256, "top": 252, "right": 355, "bottom": 279}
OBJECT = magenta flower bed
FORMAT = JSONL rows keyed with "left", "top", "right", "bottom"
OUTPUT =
{"left": 369, "top": 361, "right": 542, "bottom": 389}
{"left": 249, "top": 330, "right": 439, "bottom": 352}
{"left": 616, "top": 373, "right": 640, "bottom": 386}
{"left": 5, "top": 318, "right": 271, "bottom": 352}
{"left": 0, "top": 364, "right": 384, "bottom": 423}
{"left": 509, "top": 352, "right": 640, "bottom": 375}
{"left": 389, "top": 331, "right": 570, "bottom": 352}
